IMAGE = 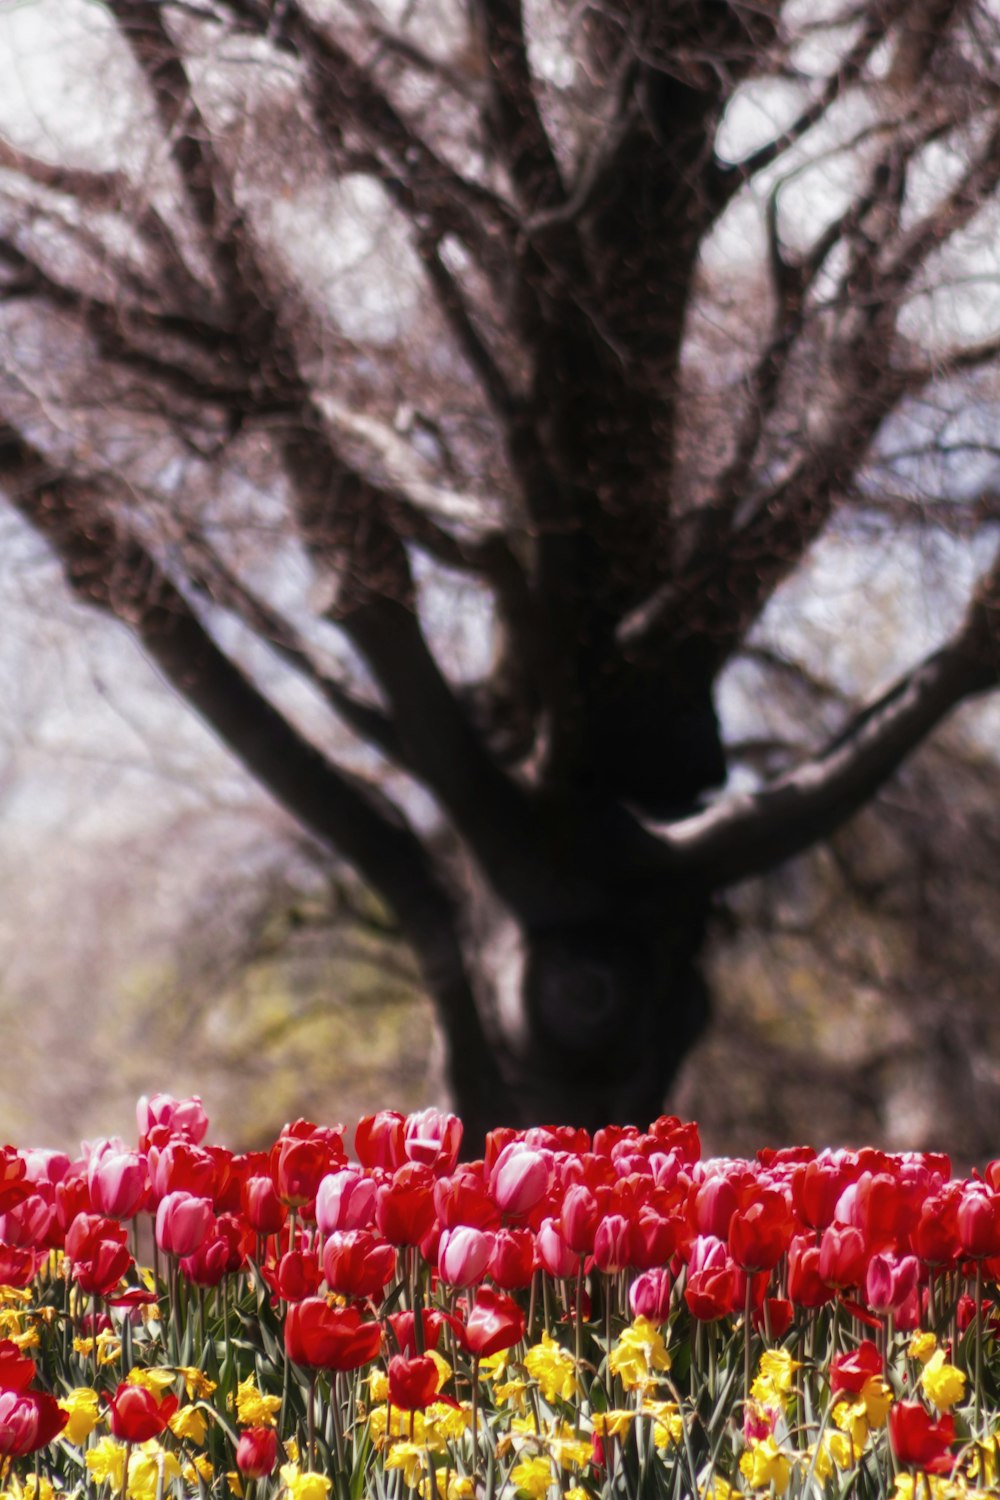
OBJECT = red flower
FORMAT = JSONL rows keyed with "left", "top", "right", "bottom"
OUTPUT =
{"left": 242, "top": 1175, "right": 287, "bottom": 1236}
{"left": 284, "top": 1298, "right": 381, "bottom": 1371}
{"left": 434, "top": 1172, "right": 500, "bottom": 1231}
{"left": 560, "top": 1185, "right": 604, "bottom": 1255}
{"left": 787, "top": 1236, "right": 834, "bottom": 1310}
{"left": 73, "top": 1238, "right": 133, "bottom": 1298}
{"left": 315, "top": 1170, "right": 378, "bottom": 1235}
{"left": 322, "top": 1231, "right": 396, "bottom": 1300}
{"left": 0, "top": 1248, "right": 37, "bottom": 1290}
{"left": 0, "top": 1391, "right": 67, "bottom": 1456}
{"left": 489, "top": 1145, "right": 552, "bottom": 1217}
{"left": 375, "top": 1166, "right": 436, "bottom": 1246}
{"left": 387, "top": 1309, "right": 454, "bottom": 1356}
{"left": 889, "top": 1401, "right": 956, "bottom": 1474}
{"left": 106, "top": 1383, "right": 179, "bottom": 1443}
{"left": 629, "top": 1269, "right": 672, "bottom": 1323}
{"left": 86, "top": 1145, "right": 147, "bottom": 1220}
{"left": 0, "top": 1342, "right": 35, "bottom": 1392}
{"left": 388, "top": 1354, "right": 439, "bottom": 1411}
{"left": 684, "top": 1265, "right": 735, "bottom": 1322}
{"left": 461, "top": 1287, "right": 526, "bottom": 1357}
{"left": 729, "top": 1189, "right": 793, "bottom": 1272}
{"left": 236, "top": 1427, "right": 278, "bottom": 1479}
{"left": 147, "top": 1142, "right": 217, "bottom": 1205}
{"left": 593, "top": 1214, "right": 632, "bottom": 1275}
{"left": 818, "top": 1224, "right": 868, "bottom": 1290}
{"left": 355, "top": 1112, "right": 407, "bottom": 1172}
{"left": 957, "top": 1188, "right": 1000, "bottom": 1260}
{"left": 830, "top": 1340, "right": 882, "bottom": 1395}
{"left": 265, "top": 1249, "right": 323, "bottom": 1304}
{"left": 488, "top": 1229, "right": 536, "bottom": 1290}
{"left": 180, "top": 1214, "right": 249, "bottom": 1287}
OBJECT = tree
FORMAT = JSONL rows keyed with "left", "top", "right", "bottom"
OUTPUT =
{"left": 2, "top": 0, "right": 1000, "bottom": 1143}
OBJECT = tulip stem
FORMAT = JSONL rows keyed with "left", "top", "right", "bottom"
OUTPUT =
{"left": 975, "top": 1260, "right": 984, "bottom": 1435}
{"left": 744, "top": 1275, "right": 753, "bottom": 1408}
{"left": 470, "top": 1356, "right": 480, "bottom": 1472}
{"left": 307, "top": 1371, "right": 316, "bottom": 1470}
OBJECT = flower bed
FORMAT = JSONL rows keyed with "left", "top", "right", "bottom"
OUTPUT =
{"left": 0, "top": 1096, "right": 997, "bottom": 1499}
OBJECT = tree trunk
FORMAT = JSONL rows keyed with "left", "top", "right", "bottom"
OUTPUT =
{"left": 441, "top": 879, "right": 713, "bottom": 1147}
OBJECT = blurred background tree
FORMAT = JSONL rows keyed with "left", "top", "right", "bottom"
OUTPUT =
{"left": 1, "top": 0, "right": 1000, "bottom": 1153}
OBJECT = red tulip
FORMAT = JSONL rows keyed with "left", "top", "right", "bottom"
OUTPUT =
{"left": 272, "top": 1136, "right": 335, "bottom": 1211}
{"left": 536, "top": 1217, "right": 577, "bottom": 1279}
{"left": 236, "top": 1427, "right": 278, "bottom": 1478}
{"left": 0, "top": 1391, "right": 67, "bottom": 1455}
{"left": 375, "top": 1166, "right": 436, "bottom": 1246}
{"left": 957, "top": 1188, "right": 1000, "bottom": 1260}
{"left": 830, "top": 1340, "right": 882, "bottom": 1395}
{"left": 889, "top": 1401, "right": 956, "bottom": 1473}
{"left": 793, "top": 1157, "right": 854, "bottom": 1231}
{"left": 630, "top": 1207, "right": 679, "bottom": 1270}
{"left": 0, "top": 1150, "right": 28, "bottom": 1217}
{"left": 818, "top": 1224, "right": 868, "bottom": 1289}
{"left": 243, "top": 1175, "right": 287, "bottom": 1236}
{"left": 787, "top": 1237, "right": 834, "bottom": 1310}
{"left": 322, "top": 1231, "right": 396, "bottom": 1300}
{"left": 355, "top": 1111, "right": 407, "bottom": 1171}
{"left": 0, "top": 1248, "right": 37, "bottom": 1290}
{"left": 593, "top": 1214, "right": 632, "bottom": 1274}
{"left": 65, "top": 1213, "right": 128, "bottom": 1264}
{"left": 180, "top": 1213, "right": 249, "bottom": 1287}
{"left": 388, "top": 1354, "right": 439, "bottom": 1411}
{"left": 0, "top": 1342, "right": 35, "bottom": 1392}
{"left": 284, "top": 1298, "right": 382, "bottom": 1370}
{"left": 265, "top": 1249, "right": 323, "bottom": 1303}
{"left": 865, "top": 1251, "right": 918, "bottom": 1316}
{"left": 73, "top": 1237, "right": 133, "bottom": 1297}
{"left": 488, "top": 1228, "right": 536, "bottom": 1289}
{"left": 147, "top": 1142, "right": 217, "bottom": 1205}
{"left": 387, "top": 1309, "right": 454, "bottom": 1356}
{"left": 462, "top": 1287, "right": 526, "bottom": 1357}
{"left": 106, "top": 1383, "right": 179, "bottom": 1442}
{"left": 561, "top": 1185, "right": 604, "bottom": 1255}
{"left": 729, "top": 1189, "right": 793, "bottom": 1272}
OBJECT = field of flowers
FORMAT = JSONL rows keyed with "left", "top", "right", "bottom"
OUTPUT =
{"left": 0, "top": 1095, "right": 997, "bottom": 1500}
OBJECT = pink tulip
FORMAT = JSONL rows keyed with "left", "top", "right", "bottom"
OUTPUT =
{"left": 316, "top": 1169, "right": 378, "bottom": 1235}
{"left": 490, "top": 1145, "right": 552, "bottom": 1216}
{"left": 155, "top": 1191, "right": 213, "bottom": 1257}
{"left": 438, "top": 1226, "right": 494, "bottom": 1287}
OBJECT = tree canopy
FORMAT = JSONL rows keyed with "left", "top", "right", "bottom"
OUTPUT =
{"left": 1, "top": 0, "right": 999, "bottom": 1141}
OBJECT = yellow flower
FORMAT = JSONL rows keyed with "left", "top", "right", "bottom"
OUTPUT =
{"left": 184, "top": 1455, "right": 215, "bottom": 1485}
{"left": 235, "top": 1376, "right": 282, "bottom": 1427}
{"left": 10, "top": 1327, "right": 39, "bottom": 1352}
{"left": 642, "top": 1399, "right": 683, "bottom": 1449}
{"left": 59, "top": 1386, "right": 101, "bottom": 1445}
{"left": 809, "top": 1429, "right": 853, "bottom": 1480}
{"left": 169, "top": 1404, "right": 208, "bottom": 1445}
{"left": 891, "top": 1476, "right": 955, "bottom": 1500}
{"left": 494, "top": 1378, "right": 529, "bottom": 1412}
{"left": 279, "top": 1467, "right": 332, "bottom": 1500}
{"left": 510, "top": 1456, "right": 554, "bottom": 1498}
{"left": 832, "top": 1399, "right": 870, "bottom": 1456}
{"left": 127, "top": 1442, "right": 182, "bottom": 1500}
{"left": 226, "top": 1473, "right": 244, "bottom": 1498}
{"left": 17, "top": 1478, "right": 54, "bottom": 1500}
{"left": 751, "top": 1349, "right": 800, "bottom": 1410}
{"left": 969, "top": 1435, "right": 1000, "bottom": 1487}
{"left": 909, "top": 1332, "right": 938, "bottom": 1365}
{"left": 607, "top": 1317, "right": 670, "bottom": 1391}
{"left": 921, "top": 1349, "right": 966, "bottom": 1413}
{"left": 369, "top": 1369, "right": 389, "bottom": 1401}
{"left": 860, "top": 1376, "right": 893, "bottom": 1428}
{"left": 524, "top": 1332, "right": 579, "bottom": 1402}
{"left": 592, "top": 1410, "right": 636, "bottom": 1439}
{"left": 700, "top": 1479, "right": 734, "bottom": 1500}
{"left": 739, "top": 1436, "right": 791, "bottom": 1496}
{"left": 564, "top": 1490, "right": 589, "bottom": 1500}
{"left": 428, "top": 1348, "right": 452, "bottom": 1391}
{"left": 384, "top": 1443, "right": 426, "bottom": 1488}
{"left": 418, "top": 1474, "right": 475, "bottom": 1500}
{"left": 422, "top": 1401, "right": 469, "bottom": 1448}
{"left": 75, "top": 1330, "right": 121, "bottom": 1364}
{"left": 479, "top": 1350, "right": 508, "bottom": 1381}
{"left": 85, "top": 1437, "right": 127, "bottom": 1490}
{"left": 177, "top": 1366, "right": 217, "bottom": 1400}
{"left": 545, "top": 1422, "right": 591, "bottom": 1470}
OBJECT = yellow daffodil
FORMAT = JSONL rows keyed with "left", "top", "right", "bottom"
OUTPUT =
{"left": 384, "top": 1442, "right": 425, "bottom": 1488}
{"left": 739, "top": 1435, "right": 792, "bottom": 1496}
{"left": 127, "top": 1443, "right": 182, "bottom": 1500}
{"left": 234, "top": 1376, "right": 282, "bottom": 1427}
{"left": 428, "top": 1348, "right": 452, "bottom": 1391}
{"left": 809, "top": 1429, "right": 853, "bottom": 1480}
{"left": 545, "top": 1422, "right": 592, "bottom": 1470}
{"left": 510, "top": 1456, "right": 554, "bottom": 1498}
{"left": 921, "top": 1349, "right": 966, "bottom": 1412}
{"left": 369, "top": 1369, "right": 389, "bottom": 1402}
{"left": 909, "top": 1331, "right": 938, "bottom": 1365}
{"left": 85, "top": 1437, "right": 127, "bottom": 1490}
{"left": 59, "top": 1386, "right": 101, "bottom": 1445}
{"left": 700, "top": 1478, "right": 734, "bottom": 1500}
{"left": 423, "top": 1401, "right": 470, "bottom": 1447}
{"left": 177, "top": 1366, "right": 217, "bottom": 1400}
{"left": 480, "top": 1350, "right": 508, "bottom": 1381}
{"left": 226, "top": 1473, "right": 244, "bottom": 1498}
{"left": 127, "top": 1367, "right": 177, "bottom": 1396}
{"left": 418, "top": 1473, "right": 475, "bottom": 1500}
{"left": 494, "top": 1377, "right": 530, "bottom": 1412}
{"left": 524, "top": 1332, "right": 579, "bottom": 1402}
{"left": 169, "top": 1404, "right": 208, "bottom": 1445}
{"left": 279, "top": 1466, "right": 332, "bottom": 1500}
{"left": 642, "top": 1399, "right": 683, "bottom": 1448}
{"left": 592, "top": 1410, "right": 636, "bottom": 1439}
{"left": 564, "top": 1490, "right": 589, "bottom": 1500}
{"left": 184, "top": 1455, "right": 215, "bottom": 1486}
{"left": 859, "top": 1376, "right": 893, "bottom": 1427}
{"left": 751, "top": 1349, "right": 800, "bottom": 1409}
{"left": 608, "top": 1317, "right": 670, "bottom": 1391}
